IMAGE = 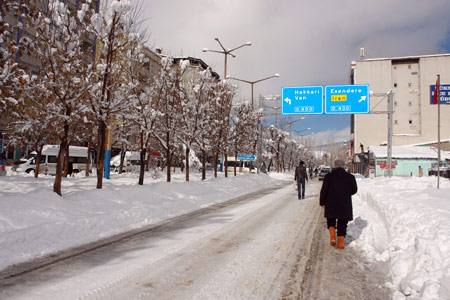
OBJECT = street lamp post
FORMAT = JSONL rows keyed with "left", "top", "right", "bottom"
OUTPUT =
{"left": 283, "top": 118, "right": 306, "bottom": 139}
{"left": 202, "top": 38, "right": 252, "bottom": 79}
{"left": 292, "top": 128, "right": 312, "bottom": 144}
{"left": 202, "top": 38, "right": 251, "bottom": 178}
{"left": 226, "top": 74, "right": 280, "bottom": 108}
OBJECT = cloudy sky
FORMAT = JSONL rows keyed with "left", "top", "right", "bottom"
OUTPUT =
{"left": 136, "top": 0, "right": 450, "bottom": 145}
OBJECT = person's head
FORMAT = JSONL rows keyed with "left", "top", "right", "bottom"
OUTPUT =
{"left": 300, "top": 161, "right": 304, "bottom": 165}
{"left": 334, "top": 160, "right": 345, "bottom": 168}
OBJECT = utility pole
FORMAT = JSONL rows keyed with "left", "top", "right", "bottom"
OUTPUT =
{"left": 371, "top": 90, "right": 395, "bottom": 177}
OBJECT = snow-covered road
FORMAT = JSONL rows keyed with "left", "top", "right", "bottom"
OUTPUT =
{"left": 0, "top": 179, "right": 389, "bottom": 300}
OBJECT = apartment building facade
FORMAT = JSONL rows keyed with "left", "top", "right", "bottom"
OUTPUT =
{"left": 350, "top": 54, "right": 450, "bottom": 158}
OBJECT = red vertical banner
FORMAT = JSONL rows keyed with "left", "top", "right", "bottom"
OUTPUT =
{"left": 433, "top": 76, "right": 440, "bottom": 104}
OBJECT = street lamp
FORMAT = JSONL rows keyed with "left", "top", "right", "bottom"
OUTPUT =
{"left": 202, "top": 38, "right": 252, "bottom": 79}
{"left": 292, "top": 128, "right": 312, "bottom": 144}
{"left": 226, "top": 74, "right": 280, "bottom": 108}
{"left": 283, "top": 118, "right": 306, "bottom": 139}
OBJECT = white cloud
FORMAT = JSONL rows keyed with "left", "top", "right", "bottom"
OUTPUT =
{"left": 139, "top": 0, "right": 450, "bottom": 133}
{"left": 311, "top": 127, "right": 350, "bottom": 146}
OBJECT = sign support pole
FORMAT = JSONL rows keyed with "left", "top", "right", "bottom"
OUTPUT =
{"left": 387, "top": 90, "right": 394, "bottom": 177}
{"left": 437, "top": 75, "right": 441, "bottom": 189}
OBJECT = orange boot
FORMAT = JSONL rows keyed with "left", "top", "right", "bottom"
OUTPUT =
{"left": 329, "top": 227, "right": 336, "bottom": 246}
{"left": 337, "top": 236, "right": 345, "bottom": 249}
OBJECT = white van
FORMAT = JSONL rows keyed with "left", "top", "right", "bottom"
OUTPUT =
{"left": 110, "top": 151, "right": 145, "bottom": 173}
{"left": 13, "top": 145, "right": 93, "bottom": 175}
{"left": 226, "top": 156, "right": 257, "bottom": 174}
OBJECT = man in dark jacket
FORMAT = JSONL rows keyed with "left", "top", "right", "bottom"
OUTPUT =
{"left": 294, "top": 161, "right": 308, "bottom": 199}
{"left": 319, "top": 160, "right": 357, "bottom": 249}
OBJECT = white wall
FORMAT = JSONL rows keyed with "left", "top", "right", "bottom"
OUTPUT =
{"left": 353, "top": 55, "right": 450, "bottom": 150}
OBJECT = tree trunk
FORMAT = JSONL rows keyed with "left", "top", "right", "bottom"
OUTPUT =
{"left": 119, "top": 147, "right": 126, "bottom": 174}
{"left": 53, "top": 121, "right": 70, "bottom": 195}
{"left": 185, "top": 147, "right": 190, "bottom": 182}
{"left": 234, "top": 149, "right": 237, "bottom": 176}
{"left": 213, "top": 152, "right": 218, "bottom": 178}
{"left": 224, "top": 151, "right": 228, "bottom": 178}
{"left": 166, "top": 132, "right": 171, "bottom": 182}
{"left": 63, "top": 143, "right": 69, "bottom": 177}
{"left": 86, "top": 141, "right": 91, "bottom": 177}
{"left": 201, "top": 149, "right": 206, "bottom": 181}
{"left": 53, "top": 140, "right": 68, "bottom": 196}
{"left": 138, "top": 148, "right": 146, "bottom": 185}
{"left": 96, "top": 120, "right": 107, "bottom": 189}
{"left": 34, "top": 145, "right": 43, "bottom": 178}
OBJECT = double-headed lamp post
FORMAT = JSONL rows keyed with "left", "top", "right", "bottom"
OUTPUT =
{"left": 292, "top": 128, "right": 312, "bottom": 144}
{"left": 284, "top": 118, "right": 306, "bottom": 139}
{"left": 202, "top": 38, "right": 252, "bottom": 79}
{"left": 226, "top": 74, "right": 280, "bottom": 108}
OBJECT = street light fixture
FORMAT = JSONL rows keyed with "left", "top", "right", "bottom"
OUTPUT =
{"left": 226, "top": 74, "right": 280, "bottom": 108}
{"left": 202, "top": 38, "right": 252, "bottom": 79}
{"left": 292, "top": 128, "right": 312, "bottom": 144}
{"left": 283, "top": 118, "right": 306, "bottom": 138}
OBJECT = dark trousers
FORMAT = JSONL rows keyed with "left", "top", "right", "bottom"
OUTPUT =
{"left": 327, "top": 218, "right": 348, "bottom": 237}
{"left": 296, "top": 178, "right": 305, "bottom": 198}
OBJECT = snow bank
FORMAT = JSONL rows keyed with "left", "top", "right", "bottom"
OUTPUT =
{"left": 350, "top": 177, "right": 450, "bottom": 300}
{"left": 0, "top": 172, "right": 287, "bottom": 271}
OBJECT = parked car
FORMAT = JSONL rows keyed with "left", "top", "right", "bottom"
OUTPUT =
{"left": 13, "top": 145, "right": 93, "bottom": 175}
{"left": 0, "top": 155, "right": 6, "bottom": 176}
{"left": 318, "top": 167, "right": 332, "bottom": 181}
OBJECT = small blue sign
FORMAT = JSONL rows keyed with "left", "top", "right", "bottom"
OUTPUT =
{"left": 237, "top": 153, "right": 256, "bottom": 161}
{"left": 325, "top": 84, "right": 370, "bottom": 114}
{"left": 282, "top": 86, "right": 324, "bottom": 115}
{"left": 430, "top": 85, "right": 450, "bottom": 104}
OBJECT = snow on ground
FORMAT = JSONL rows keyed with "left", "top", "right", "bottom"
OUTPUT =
{"left": 1, "top": 168, "right": 450, "bottom": 300}
{"left": 349, "top": 176, "right": 450, "bottom": 300}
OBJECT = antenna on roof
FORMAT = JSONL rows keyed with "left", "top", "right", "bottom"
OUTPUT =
{"left": 360, "top": 47, "right": 365, "bottom": 60}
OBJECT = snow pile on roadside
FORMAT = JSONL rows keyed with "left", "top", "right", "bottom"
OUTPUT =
{"left": 349, "top": 177, "right": 450, "bottom": 300}
{"left": 0, "top": 172, "right": 288, "bottom": 271}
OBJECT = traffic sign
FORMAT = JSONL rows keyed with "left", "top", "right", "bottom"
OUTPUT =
{"left": 430, "top": 84, "right": 450, "bottom": 104}
{"left": 237, "top": 153, "right": 256, "bottom": 161}
{"left": 325, "top": 84, "right": 370, "bottom": 114}
{"left": 282, "top": 86, "right": 324, "bottom": 115}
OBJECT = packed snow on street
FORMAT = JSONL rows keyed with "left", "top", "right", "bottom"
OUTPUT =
{"left": 0, "top": 169, "right": 449, "bottom": 300}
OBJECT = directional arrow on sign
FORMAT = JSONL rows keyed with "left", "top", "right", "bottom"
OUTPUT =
{"left": 358, "top": 96, "right": 367, "bottom": 103}
{"left": 284, "top": 97, "right": 291, "bottom": 105}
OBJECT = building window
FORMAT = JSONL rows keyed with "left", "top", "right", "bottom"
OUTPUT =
{"left": 409, "top": 120, "right": 413, "bottom": 124}
{"left": 408, "top": 83, "right": 412, "bottom": 87}
{"left": 395, "top": 120, "right": 398, "bottom": 125}
{"left": 394, "top": 83, "right": 397, "bottom": 87}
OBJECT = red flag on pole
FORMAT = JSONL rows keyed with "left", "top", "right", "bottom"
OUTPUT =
{"left": 433, "top": 76, "right": 440, "bottom": 104}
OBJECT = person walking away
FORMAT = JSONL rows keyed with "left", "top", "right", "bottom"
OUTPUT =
{"left": 419, "top": 166, "right": 423, "bottom": 177}
{"left": 319, "top": 160, "right": 357, "bottom": 249}
{"left": 294, "top": 161, "right": 308, "bottom": 199}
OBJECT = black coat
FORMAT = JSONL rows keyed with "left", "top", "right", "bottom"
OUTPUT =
{"left": 319, "top": 167, "right": 357, "bottom": 221}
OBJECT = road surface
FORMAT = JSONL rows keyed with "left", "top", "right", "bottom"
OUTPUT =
{"left": 0, "top": 179, "right": 390, "bottom": 300}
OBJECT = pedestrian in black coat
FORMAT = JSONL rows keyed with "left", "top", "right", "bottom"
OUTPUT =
{"left": 294, "top": 161, "right": 308, "bottom": 199}
{"left": 319, "top": 160, "right": 357, "bottom": 249}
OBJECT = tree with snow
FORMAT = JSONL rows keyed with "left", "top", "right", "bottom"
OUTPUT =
{"left": 84, "top": 0, "right": 141, "bottom": 189}
{"left": 179, "top": 66, "right": 215, "bottom": 181}
{"left": 0, "top": 0, "right": 35, "bottom": 109}
{"left": 25, "top": 0, "right": 94, "bottom": 195}
{"left": 208, "top": 81, "right": 234, "bottom": 178}
{"left": 151, "top": 57, "right": 185, "bottom": 182}
{"left": 229, "top": 101, "right": 258, "bottom": 176}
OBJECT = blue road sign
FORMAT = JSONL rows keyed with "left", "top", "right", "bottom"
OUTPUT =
{"left": 282, "top": 86, "right": 324, "bottom": 115}
{"left": 237, "top": 153, "right": 256, "bottom": 161}
{"left": 430, "top": 85, "right": 450, "bottom": 104}
{"left": 325, "top": 84, "right": 370, "bottom": 114}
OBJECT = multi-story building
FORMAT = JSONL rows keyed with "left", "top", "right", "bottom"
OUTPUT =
{"left": 349, "top": 54, "right": 450, "bottom": 166}
{"left": 1, "top": 0, "right": 99, "bottom": 159}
